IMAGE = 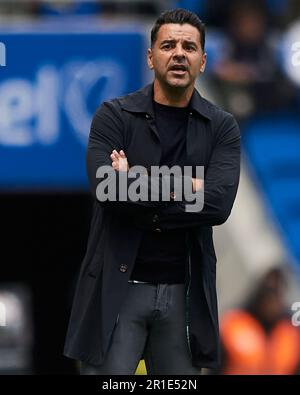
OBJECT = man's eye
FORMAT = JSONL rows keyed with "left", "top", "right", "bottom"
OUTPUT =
{"left": 162, "top": 44, "right": 171, "bottom": 49}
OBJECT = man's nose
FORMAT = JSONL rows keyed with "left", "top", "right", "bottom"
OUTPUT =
{"left": 172, "top": 45, "right": 185, "bottom": 59}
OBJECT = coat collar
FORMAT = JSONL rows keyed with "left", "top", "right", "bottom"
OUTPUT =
{"left": 118, "top": 83, "right": 212, "bottom": 120}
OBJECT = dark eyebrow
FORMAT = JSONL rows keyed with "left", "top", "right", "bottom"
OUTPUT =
{"left": 185, "top": 41, "right": 197, "bottom": 46}
{"left": 182, "top": 40, "right": 199, "bottom": 48}
{"left": 160, "top": 39, "right": 198, "bottom": 47}
{"left": 160, "top": 39, "right": 176, "bottom": 45}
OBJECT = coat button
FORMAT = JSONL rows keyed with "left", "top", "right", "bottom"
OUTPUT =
{"left": 152, "top": 214, "right": 159, "bottom": 223}
{"left": 189, "top": 111, "right": 193, "bottom": 116}
{"left": 154, "top": 227, "right": 162, "bottom": 233}
{"left": 170, "top": 191, "right": 176, "bottom": 200}
{"left": 145, "top": 114, "right": 150, "bottom": 119}
{"left": 119, "top": 263, "right": 128, "bottom": 273}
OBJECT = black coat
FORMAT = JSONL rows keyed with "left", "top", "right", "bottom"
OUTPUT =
{"left": 63, "top": 83, "right": 240, "bottom": 369}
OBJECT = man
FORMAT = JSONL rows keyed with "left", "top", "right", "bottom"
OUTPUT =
{"left": 63, "top": 8, "right": 240, "bottom": 375}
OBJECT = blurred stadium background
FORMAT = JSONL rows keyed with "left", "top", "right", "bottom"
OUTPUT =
{"left": 0, "top": 0, "right": 299, "bottom": 374}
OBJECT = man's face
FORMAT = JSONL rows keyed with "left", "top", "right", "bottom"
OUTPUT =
{"left": 148, "top": 23, "right": 206, "bottom": 90}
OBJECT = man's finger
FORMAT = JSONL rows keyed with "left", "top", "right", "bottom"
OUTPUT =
{"left": 113, "top": 149, "right": 121, "bottom": 159}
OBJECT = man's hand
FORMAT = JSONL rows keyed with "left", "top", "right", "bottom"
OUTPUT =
{"left": 192, "top": 178, "right": 203, "bottom": 193}
{"left": 110, "top": 149, "right": 129, "bottom": 172}
{"left": 110, "top": 150, "right": 202, "bottom": 192}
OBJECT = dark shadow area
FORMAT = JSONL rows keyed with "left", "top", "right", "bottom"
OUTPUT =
{"left": 0, "top": 193, "right": 93, "bottom": 374}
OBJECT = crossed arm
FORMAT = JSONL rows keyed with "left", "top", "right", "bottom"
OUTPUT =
{"left": 87, "top": 101, "right": 241, "bottom": 230}
{"left": 110, "top": 149, "right": 202, "bottom": 193}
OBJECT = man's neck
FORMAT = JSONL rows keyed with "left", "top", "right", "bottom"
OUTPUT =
{"left": 153, "top": 79, "right": 194, "bottom": 108}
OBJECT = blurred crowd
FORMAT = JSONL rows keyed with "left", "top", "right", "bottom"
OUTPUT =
{"left": 0, "top": 0, "right": 299, "bottom": 22}
{"left": 218, "top": 267, "right": 300, "bottom": 375}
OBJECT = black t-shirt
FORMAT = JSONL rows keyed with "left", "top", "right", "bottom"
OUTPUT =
{"left": 130, "top": 101, "right": 189, "bottom": 284}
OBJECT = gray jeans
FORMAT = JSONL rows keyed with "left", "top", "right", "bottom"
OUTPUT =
{"left": 80, "top": 282, "right": 201, "bottom": 375}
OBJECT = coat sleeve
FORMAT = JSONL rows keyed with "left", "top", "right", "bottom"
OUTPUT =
{"left": 134, "top": 113, "right": 241, "bottom": 230}
{"left": 87, "top": 101, "right": 192, "bottom": 217}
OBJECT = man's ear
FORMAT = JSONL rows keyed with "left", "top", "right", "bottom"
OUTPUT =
{"left": 147, "top": 48, "right": 154, "bottom": 70}
{"left": 200, "top": 52, "right": 207, "bottom": 73}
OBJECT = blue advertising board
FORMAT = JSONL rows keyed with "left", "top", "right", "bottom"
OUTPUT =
{"left": 0, "top": 28, "right": 146, "bottom": 190}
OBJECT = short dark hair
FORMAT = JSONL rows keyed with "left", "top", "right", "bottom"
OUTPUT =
{"left": 151, "top": 8, "right": 206, "bottom": 51}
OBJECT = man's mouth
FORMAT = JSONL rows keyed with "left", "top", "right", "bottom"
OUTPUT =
{"left": 169, "top": 64, "right": 188, "bottom": 74}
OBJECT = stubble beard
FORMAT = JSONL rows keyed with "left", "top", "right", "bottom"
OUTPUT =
{"left": 160, "top": 72, "right": 193, "bottom": 92}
